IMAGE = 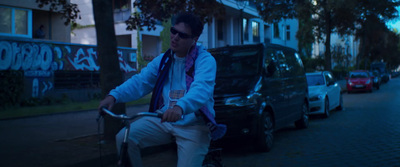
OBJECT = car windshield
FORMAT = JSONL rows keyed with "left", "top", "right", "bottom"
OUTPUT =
{"left": 306, "top": 74, "right": 325, "bottom": 86}
{"left": 212, "top": 49, "right": 260, "bottom": 77}
{"left": 350, "top": 72, "right": 369, "bottom": 78}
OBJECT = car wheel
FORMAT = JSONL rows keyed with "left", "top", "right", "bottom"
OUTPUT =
{"left": 347, "top": 90, "right": 351, "bottom": 94}
{"left": 377, "top": 85, "right": 380, "bottom": 90}
{"left": 256, "top": 111, "right": 274, "bottom": 152}
{"left": 336, "top": 93, "right": 343, "bottom": 111}
{"left": 323, "top": 98, "right": 330, "bottom": 118}
{"left": 295, "top": 102, "right": 309, "bottom": 129}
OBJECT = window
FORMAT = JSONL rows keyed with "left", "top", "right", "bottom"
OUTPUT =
{"left": 264, "top": 25, "right": 270, "bottom": 43}
{"left": 113, "top": 0, "right": 131, "bottom": 22}
{"left": 0, "top": 6, "right": 31, "bottom": 38}
{"left": 265, "top": 49, "right": 281, "bottom": 77}
{"left": 286, "top": 25, "right": 291, "bottom": 40}
{"left": 276, "top": 50, "right": 290, "bottom": 76}
{"left": 252, "top": 21, "right": 260, "bottom": 42}
{"left": 284, "top": 50, "right": 304, "bottom": 76}
{"left": 243, "top": 18, "right": 248, "bottom": 41}
{"left": 217, "top": 19, "right": 224, "bottom": 40}
{"left": 273, "top": 23, "right": 280, "bottom": 39}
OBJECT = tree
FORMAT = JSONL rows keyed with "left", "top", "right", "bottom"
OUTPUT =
{"left": 354, "top": 0, "right": 400, "bottom": 69}
{"left": 255, "top": 0, "right": 357, "bottom": 70}
{"left": 126, "top": 0, "right": 226, "bottom": 31}
{"left": 35, "top": 0, "right": 80, "bottom": 25}
{"left": 295, "top": 0, "right": 314, "bottom": 58}
{"left": 92, "top": 0, "right": 126, "bottom": 141}
{"left": 37, "top": 0, "right": 125, "bottom": 140}
{"left": 255, "top": 0, "right": 400, "bottom": 71}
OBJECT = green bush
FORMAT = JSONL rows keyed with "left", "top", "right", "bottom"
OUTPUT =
{"left": 0, "top": 70, "right": 24, "bottom": 108}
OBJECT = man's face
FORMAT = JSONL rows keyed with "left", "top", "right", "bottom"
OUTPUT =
{"left": 170, "top": 22, "right": 196, "bottom": 56}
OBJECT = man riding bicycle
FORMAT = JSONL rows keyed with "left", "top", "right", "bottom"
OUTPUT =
{"left": 99, "top": 12, "right": 225, "bottom": 167}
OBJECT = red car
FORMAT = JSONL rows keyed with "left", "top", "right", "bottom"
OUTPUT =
{"left": 346, "top": 70, "right": 373, "bottom": 93}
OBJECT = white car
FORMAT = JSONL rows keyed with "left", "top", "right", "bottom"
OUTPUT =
{"left": 306, "top": 71, "right": 343, "bottom": 118}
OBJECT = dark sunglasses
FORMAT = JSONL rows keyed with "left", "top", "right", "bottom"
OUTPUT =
{"left": 170, "top": 27, "right": 193, "bottom": 39}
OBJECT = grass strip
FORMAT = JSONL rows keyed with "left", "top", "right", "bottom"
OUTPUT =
{"left": 0, "top": 95, "right": 150, "bottom": 120}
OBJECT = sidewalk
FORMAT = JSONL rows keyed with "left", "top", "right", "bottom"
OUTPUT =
{"left": 0, "top": 104, "right": 176, "bottom": 167}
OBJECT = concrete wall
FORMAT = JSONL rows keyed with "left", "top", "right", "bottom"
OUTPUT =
{"left": 0, "top": 36, "right": 137, "bottom": 101}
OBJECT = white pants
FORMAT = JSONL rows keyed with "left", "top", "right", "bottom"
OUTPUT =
{"left": 116, "top": 117, "right": 211, "bottom": 167}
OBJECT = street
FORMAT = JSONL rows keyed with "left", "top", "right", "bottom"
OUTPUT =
{"left": 141, "top": 77, "right": 400, "bottom": 167}
{"left": 219, "top": 77, "right": 400, "bottom": 166}
{"left": 0, "top": 78, "right": 399, "bottom": 167}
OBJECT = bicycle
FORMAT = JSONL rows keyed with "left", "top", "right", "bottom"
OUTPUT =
{"left": 97, "top": 107, "right": 224, "bottom": 167}
{"left": 98, "top": 107, "right": 163, "bottom": 166}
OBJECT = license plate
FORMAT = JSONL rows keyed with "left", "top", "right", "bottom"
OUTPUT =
{"left": 355, "top": 85, "right": 363, "bottom": 88}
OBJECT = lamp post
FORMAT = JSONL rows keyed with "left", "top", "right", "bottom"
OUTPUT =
{"left": 236, "top": 0, "right": 248, "bottom": 45}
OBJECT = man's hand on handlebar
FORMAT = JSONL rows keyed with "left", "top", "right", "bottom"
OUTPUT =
{"left": 98, "top": 95, "right": 116, "bottom": 112}
{"left": 162, "top": 105, "right": 183, "bottom": 123}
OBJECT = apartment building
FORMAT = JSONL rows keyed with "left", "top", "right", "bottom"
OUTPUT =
{"left": 312, "top": 33, "right": 360, "bottom": 69}
{"left": 0, "top": 0, "right": 136, "bottom": 102}
{"left": 71, "top": 0, "right": 299, "bottom": 61}
{"left": 0, "top": 0, "right": 71, "bottom": 42}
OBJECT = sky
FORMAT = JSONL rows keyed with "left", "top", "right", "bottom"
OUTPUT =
{"left": 386, "top": 7, "right": 400, "bottom": 32}
{"left": 387, "top": 19, "right": 400, "bottom": 32}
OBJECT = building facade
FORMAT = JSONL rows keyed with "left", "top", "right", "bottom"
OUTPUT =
{"left": 312, "top": 33, "right": 360, "bottom": 69}
{"left": 71, "top": 0, "right": 300, "bottom": 61}
{"left": 0, "top": 0, "right": 137, "bottom": 103}
{"left": 0, "top": 0, "right": 300, "bottom": 103}
{"left": 0, "top": 0, "right": 71, "bottom": 42}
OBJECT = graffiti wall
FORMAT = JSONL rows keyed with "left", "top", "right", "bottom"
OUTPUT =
{"left": 0, "top": 37, "right": 137, "bottom": 100}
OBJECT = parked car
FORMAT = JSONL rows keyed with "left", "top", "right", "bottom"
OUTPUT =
{"left": 371, "top": 62, "right": 390, "bottom": 83}
{"left": 209, "top": 43, "right": 309, "bottom": 152}
{"left": 346, "top": 70, "right": 373, "bottom": 93}
{"left": 369, "top": 70, "right": 381, "bottom": 90}
{"left": 306, "top": 71, "right": 343, "bottom": 118}
{"left": 391, "top": 71, "right": 400, "bottom": 78}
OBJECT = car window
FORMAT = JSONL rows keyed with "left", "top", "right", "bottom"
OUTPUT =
{"left": 349, "top": 72, "right": 369, "bottom": 78}
{"left": 325, "top": 72, "right": 335, "bottom": 84}
{"left": 212, "top": 48, "right": 261, "bottom": 77}
{"left": 276, "top": 50, "right": 292, "bottom": 77}
{"left": 284, "top": 50, "right": 305, "bottom": 76}
{"left": 306, "top": 74, "right": 325, "bottom": 86}
{"left": 265, "top": 49, "right": 281, "bottom": 77}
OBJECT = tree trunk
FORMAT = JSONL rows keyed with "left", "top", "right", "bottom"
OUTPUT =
{"left": 92, "top": 0, "right": 126, "bottom": 141}
{"left": 324, "top": 12, "right": 332, "bottom": 71}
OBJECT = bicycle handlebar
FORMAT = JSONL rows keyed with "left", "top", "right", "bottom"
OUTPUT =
{"left": 100, "top": 107, "right": 163, "bottom": 120}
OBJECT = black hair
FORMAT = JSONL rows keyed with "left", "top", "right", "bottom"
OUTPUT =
{"left": 173, "top": 12, "right": 204, "bottom": 37}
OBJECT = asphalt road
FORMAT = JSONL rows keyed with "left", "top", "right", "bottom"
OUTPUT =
{"left": 1, "top": 78, "right": 399, "bottom": 167}
{"left": 217, "top": 77, "right": 400, "bottom": 167}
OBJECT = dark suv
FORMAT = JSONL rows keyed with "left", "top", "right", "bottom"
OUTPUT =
{"left": 209, "top": 43, "right": 309, "bottom": 152}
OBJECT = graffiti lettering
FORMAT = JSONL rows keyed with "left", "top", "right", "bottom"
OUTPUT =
{"left": 0, "top": 39, "right": 137, "bottom": 99}
{"left": 68, "top": 48, "right": 100, "bottom": 71}
{"left": 0, "top": 41, "right": 12, "bottom": 70}
{"left": 118, "top": 50, "right": 136, "bottom": 73}
{"left": 41, "top": 81, "right": 53, "bottom": 96}
{"left": 0, "top": 41, "right": 55, "bottom": 71}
